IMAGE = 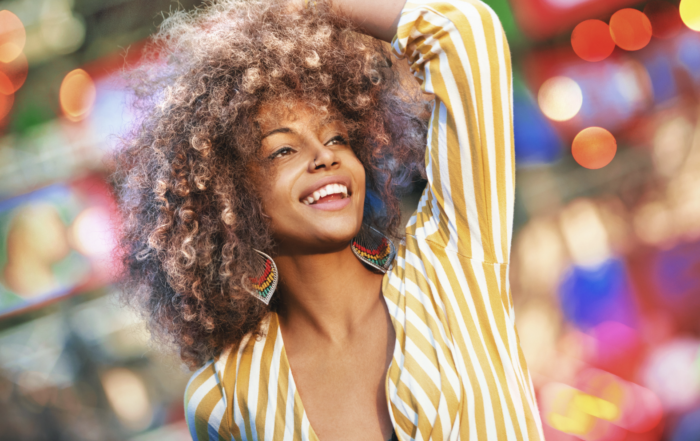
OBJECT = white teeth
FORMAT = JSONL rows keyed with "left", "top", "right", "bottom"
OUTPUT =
{"left": 304, "top": 183, "right": 350, "bottom": 205}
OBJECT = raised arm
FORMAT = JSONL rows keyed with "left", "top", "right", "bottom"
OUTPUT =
{"left": 385, "top": 3, "right": 544, "bottom": 437}
{"left": 316, "top": 0, "right": 515, "bottom": 264}
{"left": 392, "top": 0, "right": 515, "bottom": 264}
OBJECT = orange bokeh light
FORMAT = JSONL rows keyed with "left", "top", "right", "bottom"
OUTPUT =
{"left": 572, "top": 127, "right": 617, "bottom": 169}
{"left": 0, "top": 92, "right": 14, "bottom": 120}
{"left": 644, "top": 1, "right": 684, "bottom": 39}
{"left": 0, "top": 72, "right": 12, "bottom": 95}
{"left": 610, "top": 9, "right": 653, "bottom": 51}
{"left": 59, "top": 69, "right": 96, "bottom": 122}
{"left": 0, "top": 52, "right": 27, "bottom": 94}
{"left": 0, "top": 10, "right": 26, "bottom": 63}
{"left": 572, "top": 19, "right": 616, "bottom": 62}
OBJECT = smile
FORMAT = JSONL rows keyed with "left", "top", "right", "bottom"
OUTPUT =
{"left": 302, "top": 183, "right": 349, "bottom": 206}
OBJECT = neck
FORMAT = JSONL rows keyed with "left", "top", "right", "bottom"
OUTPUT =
{"left": 274, "top": 244, "right": 384, "bottom": 341}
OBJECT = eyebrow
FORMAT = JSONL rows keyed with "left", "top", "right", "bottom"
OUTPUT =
{"left": 261, "top": 127, "right": 293, "bottom": 140}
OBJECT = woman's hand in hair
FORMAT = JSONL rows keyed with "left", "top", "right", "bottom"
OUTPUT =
{"left": 291, "top": 0, "right": 406, "bottom": 42}
{"left": 332, "top": 0, "right": 406, "bottom": 41}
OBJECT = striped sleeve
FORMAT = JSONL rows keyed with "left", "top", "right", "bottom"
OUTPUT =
{"left": 392, "top": 0, "right": 515, "bottom": 265}
{"left": 185, "top": 360, "right": 231, "bottom": 441}
{"left": 386, "top": 1, "right": 545, "bottom": 439}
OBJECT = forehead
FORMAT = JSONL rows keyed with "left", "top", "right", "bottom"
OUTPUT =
{"left": 256, "top": 99, "right": 343, "bottom": 132}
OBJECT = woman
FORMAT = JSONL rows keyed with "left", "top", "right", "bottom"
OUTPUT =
{"left": 114, "top": 0, "right": 543, "bottom": 439}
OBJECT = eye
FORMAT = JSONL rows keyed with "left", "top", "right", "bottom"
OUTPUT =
{"left": 326, "top": 135, "right": 348, "bottom": 146}
{"left": 268, "top": 146, "right": 295, "bottom": 160}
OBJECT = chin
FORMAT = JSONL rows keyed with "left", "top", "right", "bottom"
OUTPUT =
{"left": 311, "top": 220, "right": 361, "bottom": 248}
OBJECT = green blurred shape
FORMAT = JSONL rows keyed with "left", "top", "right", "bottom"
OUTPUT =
{"left": 11, "top": 102, "right": 56, "bottom": 136}
{"left": 482, "top": 0, "right": 526, "bottom": 46}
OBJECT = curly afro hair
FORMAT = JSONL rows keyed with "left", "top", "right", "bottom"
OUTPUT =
{"left": 112, "top": 0, "right": 428, "bottom": 368}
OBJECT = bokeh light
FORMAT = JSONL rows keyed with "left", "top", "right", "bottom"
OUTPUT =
{"left": 589, "top": 321, "right": 642, "bottom": 379}
{"left": 0, "top": 91, "right": 13, "bottom": 120}
{"left": 653, "top": 116, "right": 694, "bottom": 178}
{"left": 572, "top": 127, "right": 617, "bottom": 169}
{"left": 578, "top": 368, "right": 664, "bottom": 434}
{"left": 0, "top": 72, "right": 12, "bottom": 96}
{"left": 40, "top": 0, "right": 87, "bottom": 55}
{"left": 680, "top": 0, "right": 700, "bottom": 32}
{"left": 572, "top": 19, "right": 616, "bottom": 62}
{"left": 101, "top": 368, "right": 153, "bottom": 431}
{"left": 541, "top": 383, "right": 597, "bottom": 436}
{"left": 0, "top": 10, "right": 25, "bottom": 63}
{"left": 70, "top": 206, "right": 116, "bottom": 258}
{"left": 59, "top": 69, "right": 96, "bottom": 122}
{"left": 644, "top": 1, "right": 684, "bottom": 39}
{"left": 0, "top": 52, "right": 28, "bottom": 94}
{"left": 610, "top": 9, "right": 653, "bottom": 51}
{"left": 559, "top": 199, "right": 612, "bottom": 269}
{"left": 641, "top": 338, "right": 700, "bottom": 413}
{"left": 3, "top": 203, "right": 70, "bottom": 297}
{"left": 538, "top": 76, "right": 583, "bottom": 122}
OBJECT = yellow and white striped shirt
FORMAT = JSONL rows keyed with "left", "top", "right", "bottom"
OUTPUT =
{"left": 185, "top": 0, "right": 544, "bottom": 439}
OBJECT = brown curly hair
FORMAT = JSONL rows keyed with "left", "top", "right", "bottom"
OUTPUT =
{"left": 112, "top": 0, "right": 428, "bottom": 368}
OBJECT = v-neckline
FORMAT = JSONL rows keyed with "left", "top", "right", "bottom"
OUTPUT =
{"left": 271, "top": 312, "right": 322, "bottom": 440}
{"left": 270, "top": 278, "right": 399, "bottom": 441}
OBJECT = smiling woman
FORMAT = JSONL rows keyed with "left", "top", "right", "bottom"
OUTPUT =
{"left": 113, "top": 0, "right": 426, "bottom": 369}
{"left": 112, "top": 0, "right": 544, "bottom": 439}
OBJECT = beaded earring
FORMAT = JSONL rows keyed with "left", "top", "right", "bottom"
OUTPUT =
{"left": 249, "top": 249, "right": 278, "bottom": 305}
{"left": 351, "top": 225, "right": 397, "bottom": 274}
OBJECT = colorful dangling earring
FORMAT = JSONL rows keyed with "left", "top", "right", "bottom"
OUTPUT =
{"left": 249, "top": 249, "right": 278, "bottom": 305}
{"left": 351, "top": 226, "right": 397, "bottom": 273}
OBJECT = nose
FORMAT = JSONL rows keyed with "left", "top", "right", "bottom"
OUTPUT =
{"left": 308, "top": 142, "right": 339, "bottom": 172}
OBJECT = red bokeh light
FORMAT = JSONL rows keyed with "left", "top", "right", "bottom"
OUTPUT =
{"left": 572, "top": 127, "right": 617, "bottom": 169}
{"left": 644, "top": 1, "right": 684, "bottom": 39}
{"left": 572, "top": 19, "right": 616, "bottom": 62}
{"left": 0, "top": 52, "right": 27, "bottom": 93}
{"left": 610, "top": 9, "right": 653, "bottom": 51}
{"left": 0, "top": 91, "right": 13, "bottom": 120}
{"left": 0, "top": 71, "right": 12, "bottom": 95}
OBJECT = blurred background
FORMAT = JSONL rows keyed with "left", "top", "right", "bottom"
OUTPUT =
{"left": 0, "top": 0, "right": 698, "bottom": 439}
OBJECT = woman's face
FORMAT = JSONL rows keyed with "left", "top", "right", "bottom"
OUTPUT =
{"left": 256, "top": 102, "right": 366, "bottom": 254}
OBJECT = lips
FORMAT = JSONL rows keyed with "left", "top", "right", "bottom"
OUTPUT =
{"left": 302, "top": 183, "right": 349, "bottom": 205}
{"left": 299, "top": 176, "right": 352, "bottom": 207}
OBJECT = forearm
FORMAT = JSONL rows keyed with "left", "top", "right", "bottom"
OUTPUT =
{"left": 304, "top": 0, "right": 407, "bottom": 42}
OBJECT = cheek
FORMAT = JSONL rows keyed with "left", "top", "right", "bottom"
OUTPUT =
{"left": 347, "top": 153, "right": 366, "bottom": 197}
{"left": 261, "top": 172, "right": 294, "bottom": 216}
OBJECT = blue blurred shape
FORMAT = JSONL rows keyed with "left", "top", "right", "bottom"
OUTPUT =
{"left": 651, "top": 241, "right": 700, "bottom": 326}
{"left": 558, "top": 258, "right": 637, "bottom": 330}
{"left": 643, "top": 53, "right": 677, "bottom": 104}
{"left": 513, "top": 85, "right": 562, "bottom": 166}
{"left": 678, "top": 34, "right": 700, "bottom": 83}
{"left": 671, "top": 407, "right": 700, "bottom": 441}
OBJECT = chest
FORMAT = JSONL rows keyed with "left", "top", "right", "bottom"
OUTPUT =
{"left": 282, "top": 319, "right": 395, "bottom": 441}
{"left": 293, "top": 347, "right": 391, "bottom": 440}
